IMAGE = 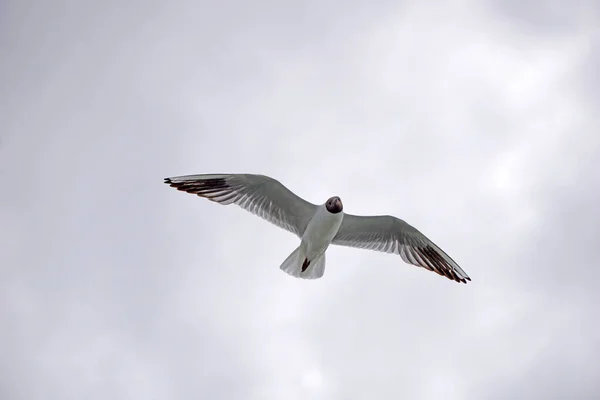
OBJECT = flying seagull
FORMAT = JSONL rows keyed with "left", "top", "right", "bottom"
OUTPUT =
{"left": 164, "top": 173, "right": 470, "bottom": 284}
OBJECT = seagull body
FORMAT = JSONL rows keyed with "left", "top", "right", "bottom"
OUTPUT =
{"left": 164, "top": 173, "right": 471, "bottom": 284}
{"left": 290, "top": 200, "right": 344, "bottom": 278}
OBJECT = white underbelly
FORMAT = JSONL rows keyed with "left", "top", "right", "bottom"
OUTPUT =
{"left": 302, "top": 207, "right": 344, "bottom": 259}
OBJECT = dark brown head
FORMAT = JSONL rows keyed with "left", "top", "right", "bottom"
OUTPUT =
{"left": 325, "top": 196, "right": 343, "bottom": 214}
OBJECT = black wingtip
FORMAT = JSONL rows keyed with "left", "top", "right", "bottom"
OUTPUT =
{"left": 164, "top": 178, "right": 172, "bottom": 184}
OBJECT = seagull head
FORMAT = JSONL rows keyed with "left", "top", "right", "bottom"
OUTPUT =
{"left": 325, "top": 196, "right": 343, "bottom": 214}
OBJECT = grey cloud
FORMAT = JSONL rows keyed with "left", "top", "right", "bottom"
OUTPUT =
{"left": 579, "top": 37, "right": 600, "bottom": 107}
{"left": 1, "top": 0, "right": 599, "bottom": 399}
{"left": 488, "top": 0, "right": 599, "bottom": 35}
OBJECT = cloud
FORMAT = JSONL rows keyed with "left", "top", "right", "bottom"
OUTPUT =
{"left": 1, "top": 0, "right": 598, "bottom": 399}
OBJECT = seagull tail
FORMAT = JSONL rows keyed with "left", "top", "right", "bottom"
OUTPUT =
{"left": 279, "top": 246, "right": 326, "bottom": 280}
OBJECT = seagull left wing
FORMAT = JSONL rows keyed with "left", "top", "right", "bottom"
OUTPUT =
{"left": 164, "top": 174, "right": 317, "bottom": 237}
{"left": 332, "top": 214, "right": 471, "bottom": 283}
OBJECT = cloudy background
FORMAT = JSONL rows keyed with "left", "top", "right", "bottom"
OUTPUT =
{"left": 1, "top": 0, "right": 599, "bottom": 398}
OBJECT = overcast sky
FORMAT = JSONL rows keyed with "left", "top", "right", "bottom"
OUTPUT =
{"left": 1, "top": 0, "right": 599, "bottom": 399}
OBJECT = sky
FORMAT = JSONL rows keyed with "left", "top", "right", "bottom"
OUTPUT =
{"left": 1, "top": 0, "right": 599, "bottom": 399}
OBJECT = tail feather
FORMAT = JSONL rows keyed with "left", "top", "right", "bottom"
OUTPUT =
{"left": 280, "top": 246, "right": 326, "bottom": 279}
{"left": 301, "top": 258, "right": 310, "bottom": 272}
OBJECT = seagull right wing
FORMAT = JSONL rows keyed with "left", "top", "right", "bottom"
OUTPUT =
{"left": 332, "top": 213, "right": 470, "bottom": 283}
{"left": 164, "top": 173, "right": 317, "bottom": 237}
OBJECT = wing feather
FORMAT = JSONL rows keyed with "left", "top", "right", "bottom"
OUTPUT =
{"left": 332, "top": 214, "right": 470, "bottom": 283}
{"left": 164, "top": 173, "right": 317, "bottom": 237}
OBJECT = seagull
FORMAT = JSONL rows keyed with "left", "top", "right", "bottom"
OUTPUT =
{"left": 164, "top": 173, "right": 471, "bottom": 284}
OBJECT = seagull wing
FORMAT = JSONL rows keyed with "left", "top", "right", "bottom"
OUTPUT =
{"left": 164, "top": 173, "right": 317, "bottom": 237}
{"left": 332, "top": 214, "right": 470, "bottom": 283}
